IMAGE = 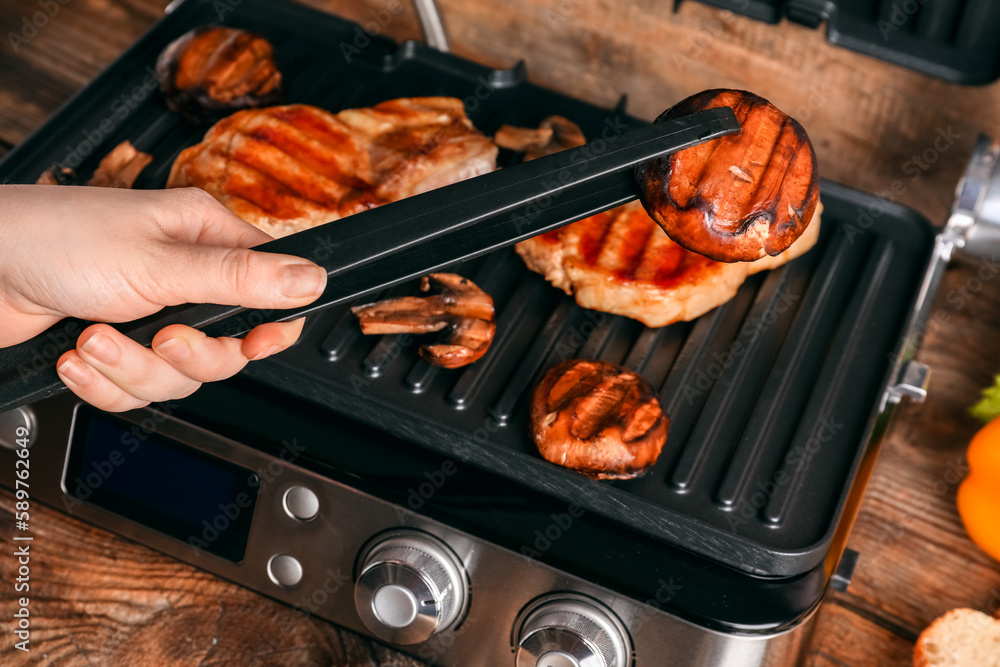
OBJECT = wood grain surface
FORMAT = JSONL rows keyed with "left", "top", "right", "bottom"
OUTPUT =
{"left": 2, "top": 0, "right": 1000, "bottom": 665}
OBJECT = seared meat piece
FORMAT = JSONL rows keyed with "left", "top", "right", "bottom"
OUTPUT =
{"left": 636, "top": 89, "right": 820, "bottom": 262}
{"left": 517, "top": 200, "right": 821, "bottom": 328}
{"left": 156, "top": 26, "right": 283, "bottom": 123}
{"left": 87, "top": 141, "right": 153, "bottom": 188}
{"left": 530, "top": 359, "right": 669, "bottom": 480}
{"left": 351, "top": 273, "right": 496, "bottom": 369}
{"left": 167, "top": 98, "right": 498, "bottom": 238}
{"left": 501, "top": 113, "right": 821, "bottom": 327}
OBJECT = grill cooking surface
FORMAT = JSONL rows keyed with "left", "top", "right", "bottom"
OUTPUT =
{"left": 257, "top": 186, "right": 930, "bottom": 576}
{"left": 0, "top": 0, "right": 933, "bottom": 576}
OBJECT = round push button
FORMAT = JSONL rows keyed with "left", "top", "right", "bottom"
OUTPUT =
{"left": 283, "top": 486, "right": 320, "bottom": 521}
{"left": 539, "top": 651, "right": 581, "bottom": 667}
{"left": 373, "top": 584, "right": 420, "bottom": 628}
{"left": 267, "top": 554, "right": 303, "bottom": 588}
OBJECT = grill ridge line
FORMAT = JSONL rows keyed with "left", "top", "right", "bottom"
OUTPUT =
{"left": 659, "top": 289, "right": 759, "bottom": 489}
{"left": 713, "top": 230, "right": 849, "bottom": 510}
{"left": 491, "top": 296, "right": 582, "bottom": 422}
{"left": 447, "top": 274, "right": 549, "bottom": 407}
{"left": 442, "top": 250, "right": 518, "bottom": 407}
{"left": 764, "top": 236, "right": 896, "bottom": 526}
{"left": 669, "top": 264, "right": 797, "bottom": 495}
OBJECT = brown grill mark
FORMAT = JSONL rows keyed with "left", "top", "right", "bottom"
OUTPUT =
{"left": 224, "top": 164, "right": 304, "bottom": 219}
{"left": 578, "top": 209, "right": 618, "bottom": 265}
{"left": 612, "top": 207, "right": 657, "bottom": 282}
{"left": 231, "top": 139, "right": 342, "bottom": 208}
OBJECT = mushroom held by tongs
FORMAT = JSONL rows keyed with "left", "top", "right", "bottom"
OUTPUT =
{"left": 636, "top": 89, "right": 820, "bottom": 263}
{"left": 351, "top": 273, "right": 496, "bottom": 369}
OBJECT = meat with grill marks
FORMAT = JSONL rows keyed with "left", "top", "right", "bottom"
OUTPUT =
{"left": 501, "top": 112, "right": 821, "bottom": 328}
{"left": 166, "top": 97, "right": 498, "bottom": 238}
{"left": 517, "top": 200, "right": 821, "bottom": 328}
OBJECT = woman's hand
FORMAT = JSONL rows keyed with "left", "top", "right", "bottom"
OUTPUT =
{"left": 0, "top": 185, "right": 327, "bottom": 412}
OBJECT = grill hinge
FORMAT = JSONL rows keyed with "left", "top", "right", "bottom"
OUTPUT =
{"left": 885, "top": 361, "right": 931, "bottom": 405}
{"left": 785, "top": 0, "right": 836, "bottom": 29}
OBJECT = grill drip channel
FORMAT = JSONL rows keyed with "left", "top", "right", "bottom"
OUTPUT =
{"left": 0, "top": 0, "right": 934, "bottom": 577}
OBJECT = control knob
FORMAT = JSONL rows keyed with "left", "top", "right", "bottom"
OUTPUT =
{"left": 354, "top": 531, "right": 468, "bottom": 645}
{"left": 516, "top": 596, "right": 630, "bottom": 667}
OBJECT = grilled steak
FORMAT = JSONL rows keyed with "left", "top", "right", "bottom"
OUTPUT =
{"left": 516, "top": 200, "right": 821, "bottom": 328}
{"left": 166, "top": 97, "right": 498, "bottom": 237}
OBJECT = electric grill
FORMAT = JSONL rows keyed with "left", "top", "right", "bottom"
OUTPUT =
{"left": 6, "top": 0, "right": 996, "bottom": 665}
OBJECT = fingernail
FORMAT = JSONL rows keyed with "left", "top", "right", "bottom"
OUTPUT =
{"left": 58, "top": 359, "right": 94, "bottom": 387}
{"left": 157, "top": 337, "right": 192, "bottom": 363}
{"left": 81, "top": 332, "right": 120, "bottom": 364}
{"left": 282, "top": 264, "right": 326, "bottom": 299}
{"left": 250, "top": 345, "right": 280, "bottom": 362}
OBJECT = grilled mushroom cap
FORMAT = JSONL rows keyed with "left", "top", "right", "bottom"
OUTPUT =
{"left": 351, "top": 273, "right": 496, "bottom": 369}
{"left": 156, "top": 26, "right": 283, "bottom": 123}
{"left": 530, "top": 359, "right": 669, "bottom": 480}
{"left": 636, "top": 89, "right": 819, "bottom": 263}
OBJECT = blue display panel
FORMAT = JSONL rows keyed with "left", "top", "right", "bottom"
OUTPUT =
{"left": 65, "top": 408, "right": 258, "bottom": 562}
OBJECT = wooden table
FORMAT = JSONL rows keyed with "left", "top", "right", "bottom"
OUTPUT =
{"left": 2, "top": 1, "right": 1000, "bottom": 665}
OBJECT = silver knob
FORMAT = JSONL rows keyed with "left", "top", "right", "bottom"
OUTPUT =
{"left": 0, "top": 407, "right": 36, "bottom": 451}
{"left": 354, "top": 531, "right": 467, "bottom": 645}
{"left": 516, "top": 597, "right": 629, "bottom": 667}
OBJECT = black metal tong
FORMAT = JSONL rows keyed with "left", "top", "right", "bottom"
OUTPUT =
{"left": 0, "top": 107, "right": 739, "bottom": 413}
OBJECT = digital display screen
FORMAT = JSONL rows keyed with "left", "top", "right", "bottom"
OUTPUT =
{"left": 65, "top": 408, "right": 258, "bottom": 562}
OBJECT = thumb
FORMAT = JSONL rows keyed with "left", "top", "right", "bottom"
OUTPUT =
{"left": 154, "top": 243, "right": 328, "bottom": 309}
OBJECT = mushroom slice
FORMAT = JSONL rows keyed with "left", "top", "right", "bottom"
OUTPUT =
{"left": 87, "top": 141, "right": 153, "bottom": 188}
{"left": 34, "top": 141, "right": 152, "bottom": 188}
{"left": 351, "top": 273, "right": 496, "bottom": 369}
{"left": 35, "top": 165, "right": 77, "bottom": 185}
{"left": 494, "top": 115, "right": 587, "bottom": 161}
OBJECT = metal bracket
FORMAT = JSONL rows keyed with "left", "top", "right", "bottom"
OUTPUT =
{"left": 885, "top": 361, "right": 931, "bottom": 405}
{"left": 879, "top": 135, "right": 1000, "bottom": 413}
{"left": 946, "top": 134, "right": 1000, "bottom": 259}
